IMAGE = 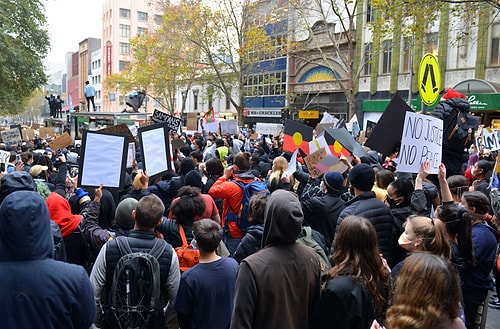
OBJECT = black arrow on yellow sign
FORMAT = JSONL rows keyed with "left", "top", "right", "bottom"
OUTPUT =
{"left": 420, "top": 63, "right": 439, "bottom": 94}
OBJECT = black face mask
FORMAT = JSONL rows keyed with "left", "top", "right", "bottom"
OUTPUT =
{"left": 386, "top": 195, "right": 398, "bottom": 208}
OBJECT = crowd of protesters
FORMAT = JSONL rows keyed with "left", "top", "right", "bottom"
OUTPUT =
{"left": 0, "top": 120, "right": 499, "bottom": 329}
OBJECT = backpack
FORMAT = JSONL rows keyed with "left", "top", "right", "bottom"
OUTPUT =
{"left": 105, "top": 236, "right": 170, "bottom": 329}
{"left": 226, "top": 179, "right": 270, "bottom": 231}
{"left": 175, "top": 224, "right": 200, "bottom": 273}
{"left": 297, "top": 226, "right": 332, "bottom": 273}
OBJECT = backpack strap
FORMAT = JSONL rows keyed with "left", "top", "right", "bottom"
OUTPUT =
{"left": 148, "top": 239, "right": 167, "bottom": 259}
{"left": 178, "top": 224, "right": 189, "bottom": 248}
{"left": 115, "top": 236, "right": 133, "bottom": 257}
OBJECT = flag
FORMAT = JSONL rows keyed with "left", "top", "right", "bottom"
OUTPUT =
{"left": 364, "top": 94, "right": 413, "bottom": 156}
{"left": 323, "top": 127, "right": 368, "bottom": 158}
{"left": 283, "top": 119, "right": 313, "bottom": 155}
{"left": 205, "top": 107, "right": 215, "bottom": 123}
{"left": 309, "top": 135, "right": 331, "bottom": 155}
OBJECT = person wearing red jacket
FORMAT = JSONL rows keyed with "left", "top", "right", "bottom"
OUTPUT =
{"left": 209, "top": 152, "right": 255, "bottom": 255}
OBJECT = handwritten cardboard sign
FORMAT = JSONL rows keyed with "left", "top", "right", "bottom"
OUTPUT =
{"left": 22, "top": 129, "right": 36, "bottom": 141}
{"left": 255, "top": 122, "right": 281, "bottom": 136}
{"left": 152, "top": 109, "right": 182, "bottom": 132}
{"left": 49, "top": 132, "right": 73, "bottom": 151}
{"left": 220, "top": 120, "right": 238, "bottom": 136}
{"left": 476, "top": 128, "right": 500, "bottom": 152}
{"left": 1, "top": 128, "right": 22, "bottom": 146}
{"left": 187, "top": 112, "right": 198, "bottom": 131}
{"left": 304, "top": 147, "right": 327, "bottom": 179}
{"left": 39, "top": 127, "right": 55, "bottom": 139}
{"left": 396, "top": 112, "right": 443, "bottom": 174}
{"left": 99, "top": 123, "right": 135, "bottom": 142}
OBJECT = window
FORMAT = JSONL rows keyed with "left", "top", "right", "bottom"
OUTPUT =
{"left": 119, "top": 24, "right": 130, "bottom": 37}
{"left": 119, "top": 42, "right": 130, "bottom": 55}
{"left": 366, "top": 0, "right": 373, "bottom": 24}
{"left": 401, "top": 37, "right": 411, "bottom": 73}
{"left": 137, "top": 27, "right": 147, "bottom": 36}
{"left": 154, "top": 15, "right": 163, "bottom": 24}
{"left": 119, "top": 61, "right": 130, "bottom": 71}
{"left": 363, "top": 43, "right": 372, "bottom": 75}
{"left": 119, "top": 8, "right": 130, "bottom": 18}
{"left": 425, "top": 32, "right": 438, "bottom": 56}
{"left": 192, "top": 90, "right": 199, "bottom": 111}
{"left": 243, "top": 71, "right": 286, "bottom": 96}
{"left": 137, "top": 11, "right": 148, "bottom": 21}
{"left": 491, "top": 24, "right": 500, "bottom": 65}
{"left": 381, "top": 40, "right": 392, "bottom": 74}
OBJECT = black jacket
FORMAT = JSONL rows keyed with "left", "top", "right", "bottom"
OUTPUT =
{"left": 233, "top": 224, "right": 264, "bottom": 263}
{"left": 302, "top": 193, "right": 346, "bottom": 249}
{"left": 336, "top": 191, "right": 395, "bottom": 259}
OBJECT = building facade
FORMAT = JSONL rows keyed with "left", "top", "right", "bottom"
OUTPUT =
{"left": 100, "top": 0, "right": 163, "bottom": 113}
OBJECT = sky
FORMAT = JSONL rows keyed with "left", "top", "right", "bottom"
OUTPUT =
{"left": 44, "top": 0, "right": 103, "bottom": 73}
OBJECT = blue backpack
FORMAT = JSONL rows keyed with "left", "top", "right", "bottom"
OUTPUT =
{"left": 226, "top": 179, "right": 270, "bottom": 231}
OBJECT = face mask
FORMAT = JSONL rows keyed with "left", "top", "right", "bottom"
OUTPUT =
{"left": 190, "top": 144, "right": 195, "bottom": 150}
{"left": 398, "top": 232, "right": 415, "bottom": 251}
{"left": 386, "top": 196, "right": 398, "bottom": 208}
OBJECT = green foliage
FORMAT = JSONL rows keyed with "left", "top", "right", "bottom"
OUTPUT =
{"left": 0, "top": 0, "right": 49, "bottom": 114}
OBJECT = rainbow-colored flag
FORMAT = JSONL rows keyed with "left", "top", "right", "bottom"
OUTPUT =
{"left": 205, "top": 107, "right": 215, "bottom": 123}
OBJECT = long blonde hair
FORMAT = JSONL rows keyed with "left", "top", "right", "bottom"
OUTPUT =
{"left": 268, "top": 156, "right": 289, "bottom": 184}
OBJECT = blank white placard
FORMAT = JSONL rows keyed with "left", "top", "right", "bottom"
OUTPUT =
{"left": 142, "top": 128, "right": 168, "bottom": 177}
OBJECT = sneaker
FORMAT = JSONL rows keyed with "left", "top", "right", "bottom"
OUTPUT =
{"left": 489, "top": 298, "right": 500, "bottom": 309}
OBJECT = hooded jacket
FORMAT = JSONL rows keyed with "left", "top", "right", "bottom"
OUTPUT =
{"left": 230, "top": 190, "right": 321, "bottom": 329}
{"left": 0, "top": 191, "right": 95, "bottom": 329}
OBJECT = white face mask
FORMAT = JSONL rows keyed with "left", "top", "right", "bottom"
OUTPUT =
{"left": 206, "top": 141, "right": 212, "bottom": 147}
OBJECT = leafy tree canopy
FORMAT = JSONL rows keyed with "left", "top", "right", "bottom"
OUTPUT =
{"left": 0, "top": 0, "right": 49, "bottom": 114}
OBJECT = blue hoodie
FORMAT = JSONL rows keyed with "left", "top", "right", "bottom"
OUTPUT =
{"left": 0, "top": 191, "right": 95, "bottom": 329}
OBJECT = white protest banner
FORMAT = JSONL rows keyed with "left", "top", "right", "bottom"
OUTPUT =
{"left": 480, "top": 128, "right": 500, "bottom": 152}
{"left": 320, "top": 112, "right": 339, "bottom": 125}
{"left": 198, "top": 120, "right": 219, "bottom": 133}
{"left": 127, "top": 143, "right": 136, "bottom": 168}
{"left": 255, "top": 122, "right": 281, "bottom": 136}
{"left": 285, "top": 149, "right": 298, "bottom": 176}
{"left": 220, "top": 120, "right": 238, "bottom": 135}
{"left": 138, "top": 123, "right": 172, "bottom": 179}
{"left": 396, "top": 112, "right": 443, "bottom": 174}
{"left": 0, "top": 128, "right": 22, "bottom": 146}
{"left": 309, "top": 135, "right": 331, "bottom": 155}
{"left": 79, "top": 131, "right": 129, "bottom": 188}
{"left": 152, "top": 109, "right": 182, "bottom": 132}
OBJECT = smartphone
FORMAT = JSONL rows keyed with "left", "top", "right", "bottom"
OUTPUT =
{"left": 16, "top": 154, "right": 21, "bottom": 163}
{"left": 0, "top": 163, "right": 5, "bottom": 172}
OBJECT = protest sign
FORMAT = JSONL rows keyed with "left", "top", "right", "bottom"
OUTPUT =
{"left": 304, "top": 148, "right": 327, "bottom": 179}
{"left": 396, "top": 112, "right": 443, "bottom": 174}
{"left": 285, "top": 149, "right": 298, "bottom": 176}
{"left": 49, "top": 132, "right": 73, "bottom": 151}
{"left": 138, "top": 123, "right": 172, "bottom": 179}
{"left": 39, "top": 127, "right": 55, "bottom": 139}
{"left": 99, "top": 123, "right": 135, "bottom": 142}
{"left": 152, "top": 109, "right": 182, "bottom": 132}
{"left": 320, "top": 112, "right": 338, "bottom": 124}
{"left": 171, "top": 138, "right": 186, "bottom": 150}
{"left": 1, "top": 128, "right": 22, "bottom": 146}
{"left": 365, "top": 94, "right": 413, "bottom": 156}
{"left": 22, "top": 129, "right": 36, "bottom": 141}
{"left": 187, "top": 112, "right": 198, "bottom": 131}
{"left": 477, "top": 128, "right": 500, "bottom": 152}
{"left": 78, "top": 131, "right": 129, "bottom": 189}
{"left": 220, "top": 120, "right": 238, "bottom": 135}
{"left": 255, "top": 122, "right": 281, "bottom": 136}
{"left": 127, "top": 143, "right": 136, "bottom": 168}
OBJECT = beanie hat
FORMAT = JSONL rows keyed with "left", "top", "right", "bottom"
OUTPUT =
{"left": 349, "top": 163, "right": 375, "bottom": 192}
{"left": 180, "top": 157, "right": 195, "bottom": 175}
{"left": 441, "top": 88, "right": 466, "bottom": 101}
{"left": 184, "top": 170, "right": 203, "bottom": 189}
{"left": 115, "top": 198, "right": 138, "bottom": 229}
{"left": 323, "top": 171, "right": 344, "bottom": 192}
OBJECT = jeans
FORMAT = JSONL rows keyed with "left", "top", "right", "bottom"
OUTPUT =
{"left": 223, "top": 229, "right": 242, "bottom": 257}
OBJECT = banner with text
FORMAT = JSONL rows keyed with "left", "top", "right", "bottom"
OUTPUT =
{"left": 255, "top": 122, "right": 281, "bottom": 136}
{"left": 396, "top": 112, "right": 443, "bottom": 174}
{"left": 152, "top": 109, "right": 182, "bottom": 132}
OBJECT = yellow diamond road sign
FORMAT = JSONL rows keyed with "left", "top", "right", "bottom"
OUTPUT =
{"left": 418, "top": 53, "right": 441, "bottom": 106}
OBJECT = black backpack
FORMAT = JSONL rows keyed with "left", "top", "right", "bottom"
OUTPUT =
{"left": 104, "top": 237, "right": 171, "bottom": 329}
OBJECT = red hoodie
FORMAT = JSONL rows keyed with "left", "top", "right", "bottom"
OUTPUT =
{"left": 46, "top": 192, "right": 82, "bottom": 238}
